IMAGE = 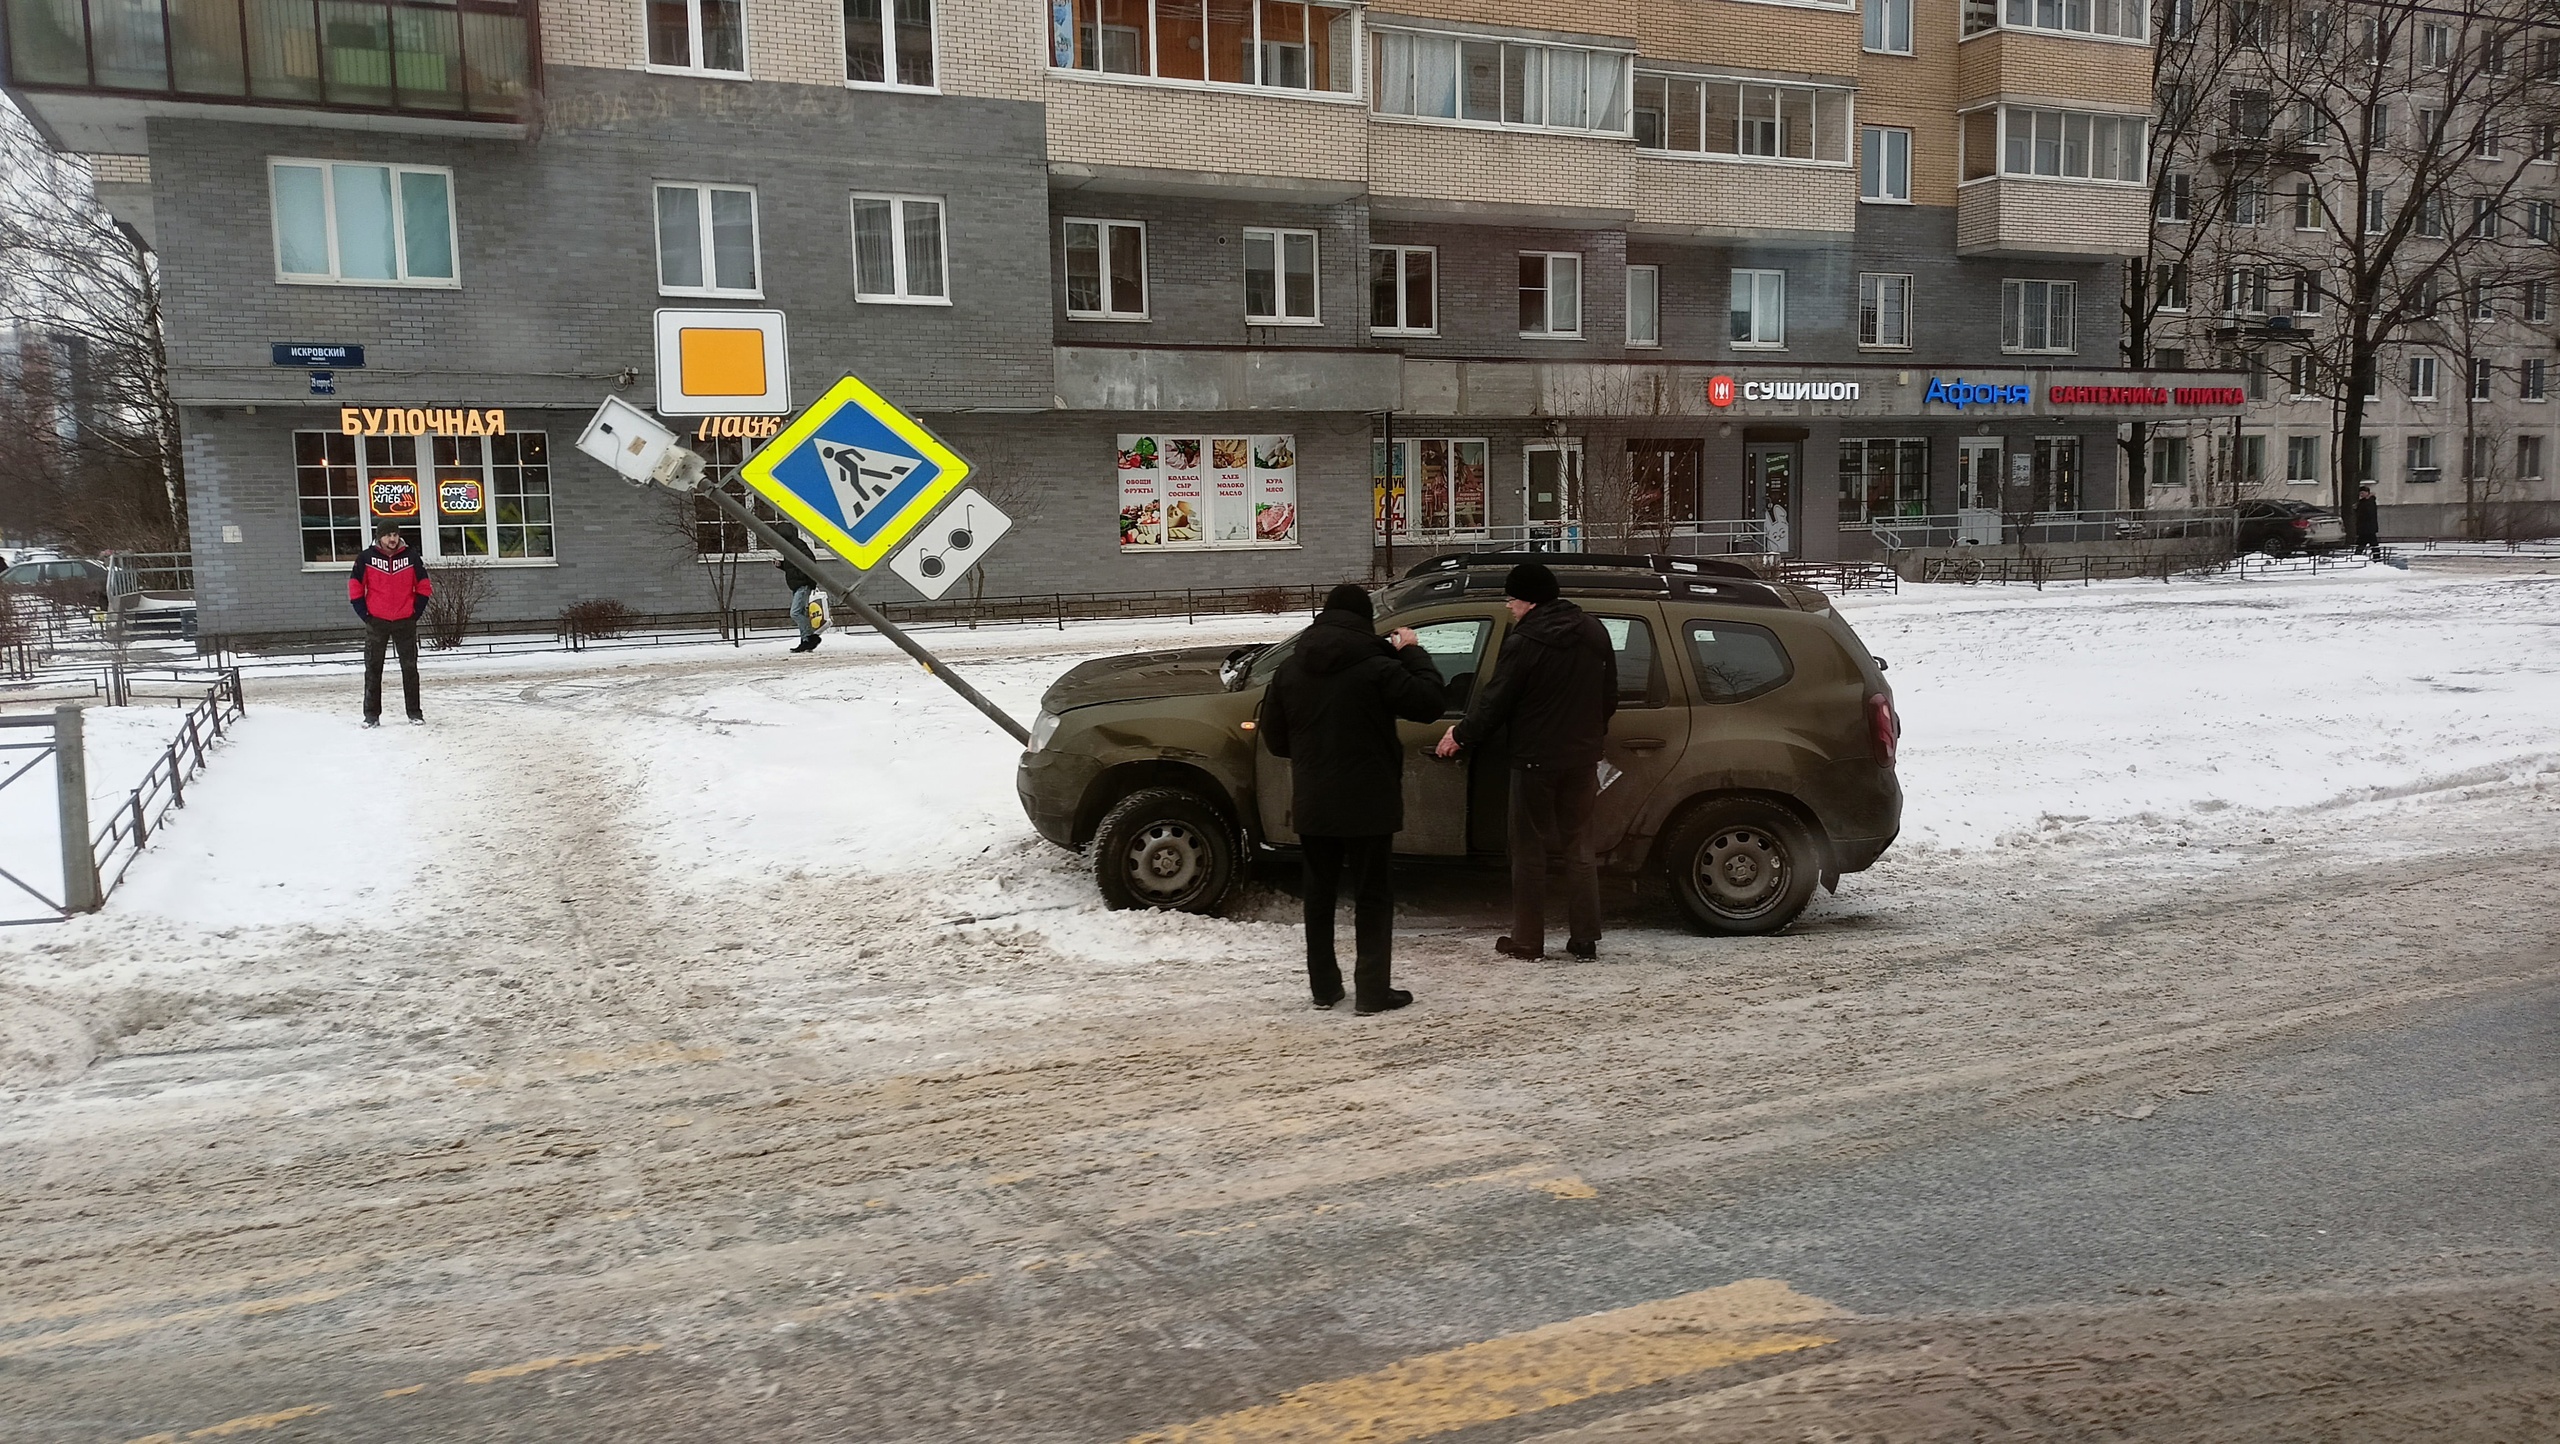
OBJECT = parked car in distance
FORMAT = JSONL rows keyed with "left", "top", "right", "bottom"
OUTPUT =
{"left": 2234, "top": 499, "right": 2348, "bottom": 557}
{"left": 0, "top": 558, "right": 198, "bottom": 638}
{"left": 1017, "top": 554, "right": 1903, "bottom": 937}
{"left": 0, "top": 557, "right": 110, "bottom": 607}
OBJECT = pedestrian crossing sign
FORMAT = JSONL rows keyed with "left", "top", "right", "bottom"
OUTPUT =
{"left": 738, "top": 374, "right": 972, "bottom": 570}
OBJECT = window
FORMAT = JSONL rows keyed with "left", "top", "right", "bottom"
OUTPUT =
{"left": 2151, "top": 436, "right": 2188, "bottom": 490}
{"left": 2542, "top": 36, "right": 2560, "bottom": 78}
{"left": 1627, "top": 440, "right": 1702, "bottom": 528}
{"left": 2419, "top": 21, "right": 2450, "bottom": 67}
{"left": 1065, "top": 219, "right": 1147, "bottom": 320}
{"left": 648, "top": 0, "right": 746, "bottom": 73}
{"left": 2366, "top": 102, "right": 2391, "bottom": 147}
{"left": 2475, "top": 124, "right": 2502, "bottom": 160}
{"left": 1998, "top": 107, "right": 2148, "bottom": 182}
{"left": 2033, "top": 436, "right": 2082, "bottom": 511}
{"left": 296, "top": 429, "right": 552, "bottom": 565}
{"left": 1730, "top": 268, "right": 1785, "bottom": 347}
{"left": 2529, "top": 281, "right": 2552, "bottom": 322}
{"left": 1376, "top": 437, "right": 1489, "bottom": 535}
{"left": 2541, "top": 124, "right": 2558, "bottom": 162}
{"left": 845, "top": 0, "right": 934, "bottom": 86}
{"left": 1865, "top": 0, "right": 1912, "bottom": 52}
{"left": 2293, "top": 4, "right": 2330, "bottom": 55}
{"left": 2229, "top": 0, "right": 2266, "bottom": 44}
{"left": 2297, "top": 99, "right": 2330, "bottom": 143}
{"left": 2416, "top": 195, "right": 2447, "bottom": 238}
{"left": 1060, "top": 0, "right": 1354, "bottom": 92}
{"left": 1369, "top": 244, "right": 1435, "bottom": 333}
{"left": 2293, "top": 181, "right": 2323, "bottom": 230}
{"left": 2356, "top": 356, "right": 2378, "bottom": 399}
{"left": 2522, "top": 434, "right": 2545, "bottom": 479}
{"left": 2286, "top": 434, "right": 2321, "bottom": 482}
{"left": 2357, "top": 435, "right": 2379, "bottom": 483}
{"left": 2418, "top": 274, "right": 2445, "bottom": 317}
{"left": 654, "top": 183, "right": 759, "bottom": 297}
{"left": 2472, "top": 357, "right": 2495, "bottom": 401}
{"left": 2417, "top": 107, "right": 2442, "bottom": 144}
{"left": 1374, "top": 29, "right": 1631, "bottom": 132}
{"left": 1684, "top": 620, "right": 1791, "bottom": 703}
{"left": 2154, "top": 347, "right": 2187, "bottom": 369}
{"left": 2466, "top": 433, "right": 2496, "bottom": 478}
{"left": 2525, "top": 358, "right": 2548, "bottom": 401}
{"left": 269, "top": 160, "right": 456, "bottom": 287}
{"left": 2222, "top": 266, "right": 2269, "bottom": 314}
{"left": 1862, "top": 126, "right": 1912, "bottom": 200}
{"left": 2364, "top": 189, "right": 2388, "bottom": 233}
{"left": 851, "top": 194, "right": 947, "bottom": 302}
{"left": 1246, "top": 228, "right": 1320, "bottom": 324}
{"left": 2406, "top": 433, "right": 2438, "bottom": 482}
{"left": 1837, "top": 437, "right": 1928, "bottom": 522}
{"left": 1859, "top": 272, "right": 1911, "bottom": 347}
{"left": 2529, "top": 200, "right": 2555, "bottom": 242}
{"left": 2291, "top": 269, "right": 2322, "bottom": 314}
{"left": 1518, "top": 253, "right": 1582, "bottom": 336}
{"left": 2473, "top": 198, "right": 2502, "bottom": 239}
{"left": 2471, "top": 283, "right": 2495, "bottom": 321}
{"left": 1119, "top": 433, "right": 1298, "bottom": 548}
{"left": 1991, "top": 0, "right": 2150, "bottom": 42}
{"left": 2288, "top": 352, "right": 2319, "bottom": 397}
{"left": 2408, "top": 354, "right": 2438, "bottom": 400}
{"left": 2155, "top": 262, "right": 2188, "bottom": 310}
{"left": 2156, "top": 171, "right": 2192, "bottom": 221}
{"left": 1631, "top": 74, "right": 1851, "bottom": 161}
{"left": 691, "top": 437, "right": 788, "bottom": 556}
{"left": 2229, "top": 88, "right": 2273, "bottom": 140}
{"left": 2002, "top": 279, "right": 2075, "bottom": 352}
{"left": 1625, "top": 265, "right": 1660, "bottom": 346}
{"left": 2228, "top": 180, "right": 2267, "bottom": 225}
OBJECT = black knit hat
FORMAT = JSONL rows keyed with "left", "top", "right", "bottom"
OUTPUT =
{"left": 1322, "top": 583, "right": 1375, "bottom": 621}
{"left": 1505, "top": 562, "right": 1559, "bottom": 605}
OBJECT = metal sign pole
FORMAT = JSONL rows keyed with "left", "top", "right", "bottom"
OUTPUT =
{"left": 693, "top": 482, "right": 1030, "bottom": 746}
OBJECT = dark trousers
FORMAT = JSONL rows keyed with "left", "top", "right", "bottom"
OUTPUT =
{"left": 1508, "top": 765, "right": 1601, "bottom": 954}
{"left": 363, "top": 619, "right": 421, "bottom": 720}
{"left": 1302, "top": 833, "right": 1396, "bottom": 1005}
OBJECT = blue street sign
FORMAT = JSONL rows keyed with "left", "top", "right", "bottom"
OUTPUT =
{"left": 738, "top": 374, "right": 971, "bottom": 570}
{"left": 308, "top": 370, "right": 335, "bottom": 396}
{"left": 273, "top": 342, "right": 364, "bottom": 368}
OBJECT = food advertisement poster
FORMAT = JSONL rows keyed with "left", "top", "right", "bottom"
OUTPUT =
{"left": 1118, "top": 434, "right": 1297, "bottom": 550}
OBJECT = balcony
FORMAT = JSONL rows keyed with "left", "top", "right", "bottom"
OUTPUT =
{"left": 2, "top": 0, "right": 536, "bottom": 148}
{"left": 1956, "top": 176, "right": 2148, "bottom": 258}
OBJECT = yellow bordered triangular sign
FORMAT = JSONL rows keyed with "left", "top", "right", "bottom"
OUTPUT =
{"left": 737, "top": 374, "right": 972, "bottom": 570}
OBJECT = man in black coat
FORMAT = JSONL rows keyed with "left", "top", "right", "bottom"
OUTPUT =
{"left": 1435, "top": 562, "right": 1618, "bottom": 961}
{"left": 1259, "top": 583, "right": 1447, "bottom": 1014}
{"left": 777, "top": 522, "right": 823, "bottom": 653}
{"left": 2355, "top": 484, "right": 2382, "bottom": 558}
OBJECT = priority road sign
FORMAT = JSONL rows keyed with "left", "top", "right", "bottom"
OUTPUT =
{"left": 738, "top": 374, "right": 972, "bottom": 570}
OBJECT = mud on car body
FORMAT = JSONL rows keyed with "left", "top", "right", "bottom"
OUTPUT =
{"left": 1016, "top": 554, "right": 1902, "bottom": 936}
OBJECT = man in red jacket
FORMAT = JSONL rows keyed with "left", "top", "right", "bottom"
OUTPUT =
{"left": 348, "top": 524, "right": 434, "bottom": 727}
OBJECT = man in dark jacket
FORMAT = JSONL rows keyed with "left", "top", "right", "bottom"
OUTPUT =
{"left": 1259, "top": 583, "right": 1446, "bottom": 1014}
{"left": 1435, "top": 562, "right": 1617, "bottom": 961}
{"left": 2355, "top": 484, "right": 2381, "bottom": 558}
{"left": 347, "top": 524, "right": 433, "bottom": 728}
{"left": 778, "top": 522, "right": 823, "bottom": 653}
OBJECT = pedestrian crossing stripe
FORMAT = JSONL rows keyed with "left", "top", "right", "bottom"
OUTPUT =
{"left": 737, "top": 373, "right": 973, "bottom": 570}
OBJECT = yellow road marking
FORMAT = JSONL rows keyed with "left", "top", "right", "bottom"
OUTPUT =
{"left": 868, "top": 1272, "right": 990, "bottom": 1303}
{"left": 1430, "top": 1162, "right": 1597, "bottom": 1201}
{"left": 1123, "top": 1278, "right": 1840, "bottom": 1444}
{"left": 0, "top": 1287, "right": 363, "bottom": 1361}
{"left": 0, "top": 1256, "right": 367, "bottom": 1330}
{"left": 379, "top": 1386, "right": 425, "bottom": 1399}
{"left": 188, "top": 1405, "right": 329, "bottom": 1436}
{"left": 463, "top": 1341, "right": 661, "bottom": 1384}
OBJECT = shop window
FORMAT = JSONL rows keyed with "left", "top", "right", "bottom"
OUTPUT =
{"left": 1060, "top": 0, "right": 1355, "bottom": 94}
{"left": 1837, "top": 437, "right": 1928, "bottom": 523}
{"left": 1247, "top": 228, "right": 1320, "bottom": 324}
{"left": 1519, "top": 253, "right": 1583, "bottom": 337}
{"left": 1370, "top": 245, "right": 1435, "bottom": 333}
{"left": 1067, "top": 219, "right": 1149, "bottom": 320}
{"left": 269, "top": 160, "right": 456, "bottom": 287}
{"left": 655, "top": 183, "right": 760, "bottom": 297}
{"left": 1375, "top": 29, "right": 1631, "bottom": 133}
{"left": 691, "top": 436, "right": 789, "bottom": 555}
{"left": 298, "top": 429, "right": 552, "bottom": 565}
{"left": 2032, "top": 436, "right": 2081, "bottom": 511}
{"left": 1375, "top": 438, "right": 1489, "bottom": 536}
{"left": 1119, "top": 434, "right": 1298, "bottom": 548}
{"left": 845, "top": 0, "right": 935, "bottom": 88}
{"left": 852, "top": 194, "right": 948, "bottom": 303}
{"left": 1626, "top": 440, "right": 1702, "bottom": 528}
{"left": 1730, "top": 268, "right": 1784, "bottom": 348}
{"left": 647, "top": 0, "right": 747, "bottom": 74}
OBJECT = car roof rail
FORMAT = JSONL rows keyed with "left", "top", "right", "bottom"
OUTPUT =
{"left": 1399, "top": 551, "right": 1767, "bottom": 582}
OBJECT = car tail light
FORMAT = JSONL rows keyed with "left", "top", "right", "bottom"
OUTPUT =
{"left": 2291, "top": 517, "right": 2309, "bottom": 532}
{"left": 1867, "top": 693, "right": 1900, "bottom": 766}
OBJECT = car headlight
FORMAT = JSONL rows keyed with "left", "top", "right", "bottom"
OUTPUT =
{"left": 1028, "top": 710, "right": 1060, "bottom": 752}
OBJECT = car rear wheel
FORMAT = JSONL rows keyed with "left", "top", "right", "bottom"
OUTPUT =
{"left": 1093, "top": 787, "right": 1238, "bottom": 914}
{"left": 1663, "top": 798, "right": 1821, "bottom": 937}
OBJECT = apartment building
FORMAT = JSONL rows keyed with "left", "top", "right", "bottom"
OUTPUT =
{"left": 3, "top": 0, "right": 2248, "bottom": 638}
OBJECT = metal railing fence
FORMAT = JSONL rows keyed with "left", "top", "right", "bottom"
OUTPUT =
{"left": 89, "top": 669, "right": 247, "bottom": 899}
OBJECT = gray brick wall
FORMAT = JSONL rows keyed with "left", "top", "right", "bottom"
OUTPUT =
{"left": 1049, "top": 194, "right": 1369, "bottom": 349}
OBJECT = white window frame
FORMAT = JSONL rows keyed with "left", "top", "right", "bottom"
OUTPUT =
{"left": 2288, "top": 351, "right": 2318, "bottom": 398}
{"left": 2156, "top": 261, "right": 2188, "bottom": 311}
{"left": 850, "top": 192, "right": 950, "bottom": 305}
{"left": 1992, "top": 105, "right": 2149, "bottom": 185}
{"left": 844, "top": 0, "right": 938, "bottom": 91}
{"left": 1245, "top": 227, "right": 1322, "bottom": 325}
{"left": 1631, "top": 72, "right": 1855, "bottom": 166}
{"left": 268, "top": 159, "right": 460, "bottom": 289}
{"left": 2155, "top": 171, "right": 2192, "bottom": 222}
{"left": 2292, "top": 181, "right": 2324, "bottom": 230}
{"left": 2406, "top": 433, "right": 2438, "bottom": 481}
{"left": 1052, "top": 0, "right": 1363, "bottom": 101}
{"left": 1371, "top": 26, "right": 1634, "bottom": 136}
{"left": 1865, "top": 0, "right": 1913, "bottom": 53}
{"left": 1519, "top": 251, "right": 1584, "bottom": 339}
{"left": 1369, "top": 243, "right": 1437, "bottom": 335}
{"left": 2525, "top": 358, "right": 2549, "bottom": 402}
{"left": 1625, "top": 264, "right": 1660, "bottom": 347}
{"left": 653, "top": 182, "right": 762, "bottom": 298}
{"left": 2408, "top": 353, "right": 2438, "bottom": 401}
{"left": 2292, "top": 269, "right": 2322, "bottom": 315}
{"left": 2528, "top": 281, "right": 2553, "bottom": 323}
{"left": 1064, "top": 218, "right": 1149, "bottom": 321}
{"left": 647, "top": 0, "right": 750, "bottom": 78}
{"left": 2521, "top": 433, "right": 2545, "bottom": 479}
{"left": 1858, "top": 272, "right": 1911, "bottom": 349}
{"left": 1730, "top": 267, "right": 1785, "bottom": 348}
{"left": 2285, "top": 434, "right": 2321, "bottom": 483}
{"left": 1975, "top": 0, "right": 2151, "bottom": 44}
{"left": 295, "top": 429, "right": 558, "bottom": 571}
{"left": 2470, "top": 357, "right": 2494, "bottom": 402}
{"left": 1861, "top": 126, "right": 1912, "bottom": 201}
{"left": 1380, "top": 437, "right": 1494, "bottom": 536}
{"left": 2001, "top": 278, "right": 2076, "bottom": 353}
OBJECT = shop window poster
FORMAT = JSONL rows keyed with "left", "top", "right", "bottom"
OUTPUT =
{"left": 1119, "top": 434, "right": 1297, "bottom": 550}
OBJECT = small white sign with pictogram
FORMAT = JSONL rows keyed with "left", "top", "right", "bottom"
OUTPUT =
{"left": 887, "top": 488, "right": 1012, "bottom": 601}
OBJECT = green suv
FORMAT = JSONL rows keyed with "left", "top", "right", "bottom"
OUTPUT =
{"left": 1015, "top": 554, "right": 1902, "bottom": 935}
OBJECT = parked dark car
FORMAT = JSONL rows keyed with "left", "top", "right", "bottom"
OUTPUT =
{"left": 0, "top": 558, "right": 109, "bottom": 607}
{"left": 1017, "top": 554, "right": 1903, "bottom": 936}
{"left": 2233, "top": 499, "right": 2348, "bottom": 557}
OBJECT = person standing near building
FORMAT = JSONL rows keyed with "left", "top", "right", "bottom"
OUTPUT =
{"left": 777, "top": 522, "right": 822, "bottom": 653}
{"left": 2356, "top": 484, "right": 2382, "bottom": 559}
{"left": 348, "top": 523, "right": 432, "bottom": 727}
{"left": 1259, "top": 583, "right": 1446, "bottom": 1015}
{"left": 1435, "top": 563, "right": 1617, "bottom": 961}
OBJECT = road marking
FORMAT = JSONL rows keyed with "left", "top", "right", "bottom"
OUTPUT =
{"left": 0, "top": 1287, "right": 363, "bottom": 1361}
{"left": 463, "top": 1341, "right": 662, "bottom": 1384}
{"left": 1429, "top": 1162, "right": 1596, "bottom": 1200}
{"left": 379, "top": 1386, "right": 425, "bottom": 1399}
{"left": 123, "top": 1403, "right": 333, "bottom": 1442}
{"left": 0, "top": 1256, "right": 369, "bottom": 1330}
{"left": 1122, "top": 1279, "right": 1840, "bottom": 1444}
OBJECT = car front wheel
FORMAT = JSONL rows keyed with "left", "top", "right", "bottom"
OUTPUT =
{"left": 1663, "top": 798, "right": 1821, "bottom": 936}
{"left": 1093, "top": 786, "right": 1238, "bottom": 914}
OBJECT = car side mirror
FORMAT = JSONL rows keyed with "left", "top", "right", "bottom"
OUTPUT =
{"left": 1872, "top": 656, "right": 1889, "bottom": 672}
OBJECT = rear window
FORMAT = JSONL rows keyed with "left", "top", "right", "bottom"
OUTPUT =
{"left": 1685, "top": 620, "right": 1791, "bottom": 703}
{"left": 1596, "top": 616, "right": 1661, "bottom": 708}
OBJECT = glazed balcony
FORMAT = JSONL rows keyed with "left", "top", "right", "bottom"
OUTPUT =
{"left": 2, "top": 0, "right": 537, "bottom": 147}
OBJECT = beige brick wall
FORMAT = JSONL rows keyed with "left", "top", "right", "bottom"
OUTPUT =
{"left": 1639, "top": 1, "right": 1859, "bottom": 74}
{"left": 1632, "top": 155, "right": 1855, "bottom": 233}
{"left": 1956, "top": 31, "right": 2153, "bottom": 110}
{"left": 1369, "top": 122, "right": 1634, "bottom": 210}
{"left": 1853, "top": 0, "right": 1962, "bottom": 208}
{"left": 541, "top": 0, "right": 645, "bottom": 70}
{"left": 1370, "top": 0, "right": 1640, "bottom": 43}
{"left": 1044, "top": 82, "right": 1370, "bottom": 178}
{"left": 1958, "top": 176, "right": 2148, "bottom": 255}
{"left": 87, "top": 154, "right": 150, "bottom": 181}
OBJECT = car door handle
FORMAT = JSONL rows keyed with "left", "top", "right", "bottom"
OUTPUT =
{"left": 1622, "top": 738, "right": 1666, "bottom": 751}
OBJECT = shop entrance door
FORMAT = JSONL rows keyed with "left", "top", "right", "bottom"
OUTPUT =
{"left": 1744, "top": 445, "right": 1796, "bottom": 555}
{"left": 1956, "top": 438, "right": 2003, "bottom": 546}
{"left": 1524, "top": 442, "right": 1584, "bottom": 551}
